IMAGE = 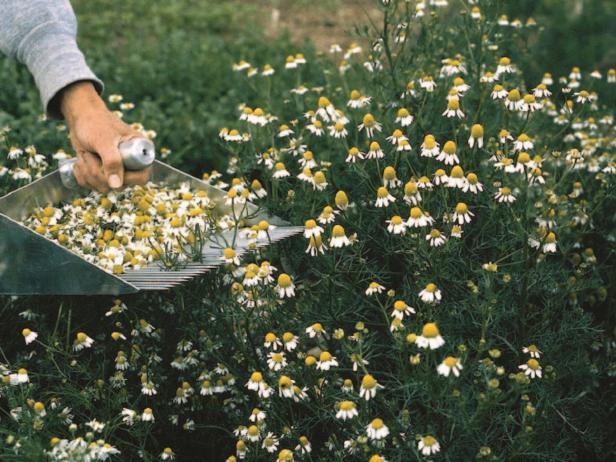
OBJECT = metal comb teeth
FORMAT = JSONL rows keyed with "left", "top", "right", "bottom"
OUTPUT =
{"left": 119, "top": 226, "right": 303, "bottom": 290}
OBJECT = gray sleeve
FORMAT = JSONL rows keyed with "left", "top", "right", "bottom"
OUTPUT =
{"left": 0, "top": 0, "right": 104, "bottom": 119}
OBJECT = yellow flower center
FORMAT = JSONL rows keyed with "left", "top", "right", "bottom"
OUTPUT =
{"left": 447, "top": 99, "right": 460, "bottom": 110}
{"left": 339, "top": 400, "right": 355, "bottom": 411}
{"left": 444, "top": 356, "right": 458, "bottom": 367}
{"left": 443, "top": 141, "right": 457, "bottom": 155}
{"left": 383, "top": 167, "right": 396, "bottom": 181}
{"left": 370, "top": 141, "right": 381, "bottom": 151}
{"left": 397, "top": 108, "right": 410, "bottom": 117}
{"left": 425, "top": 283, "right": 437, "bottom": 293}
{"left": 363, "top": 114, "right": 375, "bottom": 127}
{"left": 405, "top": 181, "right": 417, "bottom": 194}
{"left": 250, "top": 371, "right": 263, "bottom": 382}
{"left": 394, "top": 300, "right": 407, "bottom": 311}
{"left": 390, "top": 216, "right": 403, "bottom": 225}
{"left": 471, "top": 124, "right": 484, "bottom": 137}
{"left": 350, "top": 90, "right": 361, "bottom": 100}
{"left": 423, "top": 135, "right": 436, "bottom": 148}
{"left": 76, "top": 332, "right": 87, "bottom": 343}
{"left": 370, "top": 418, "right": 384, "bottom": 429}
{"left": 278, "top": 273, "right": 292, "bottom": 287}
{"left": 332, "top": 225, "right": 345, "bottom": 237}
{"left": 410, "top": 207, "right": 423, "bottom": 219}
{"left": 422, "top": 323, "right": 439, "bottom": 338}
{"left": 305, "top": 219, "right": 317, "bottom": 229}
{"left": 335, "top": 191, "right": 349, "bottom": 207}
{"left": 455, "top": 202, "right": 468, "bottom": 214}
{"left": 499, "top": 57, "right": 511, "bottom": 65}
{"left": 361, "top": 374, "right": 377, "bottom": 389}
{"left": 422, "top": 435, "right": 437, "bottom": 446}
{"left": 450, "top": 166, "right": 464, "bottom": 178}
{"left": 318, "top": 96, "right": 331, "bottom": 108}
{"left": 508, "top": 89, "right": 521, "bottom": 101}
{"left": 265, "top": 332, "right": 277, "bottom": 343}
{"left": 527, "top": 359, "right": 540, "bottom": 370}
{"left": 319, "top": 351, "right": 332, "bottom": 362}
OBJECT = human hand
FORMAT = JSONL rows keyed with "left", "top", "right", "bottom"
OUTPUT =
{"left": 60, "top": 81, "right": 152, "bottom": 192}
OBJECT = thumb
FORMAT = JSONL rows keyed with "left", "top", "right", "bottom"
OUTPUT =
{"left": 98, "top": 142, "right": 124, "bottom": 189}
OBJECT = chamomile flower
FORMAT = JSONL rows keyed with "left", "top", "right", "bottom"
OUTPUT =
{"left": 304, "top": 219, "right": 324, "bottom": 239}
{"left": 273, "top": 162, "right": 290, "bottom": 178}
{"left": 437, "top": 356, "right": 463, "bottom": 377}
{"left": 316, "top": 351, "right": 339, "bottom": 371}
{"left": 282, "top": 332, "right": 298, "bottom": 352}
{"left": 366, "top": 282, "right": 385, "bottom": 295}
{"left": 386, "top": 215, "right": 407, "bottom": 235}
{"left": 329, "top": 121, "right": 348, "bottom": 138}
{"left": 386, "top": 129, "right": 408, "bottom": 147}
{"left": 366, "top": 141, "right": 384, "bottom": 159}
{"left": 336, "top": 401, "right": 359, "bottom": 420}
{"left": 330, "top": 225, "right": 351, "bottom": 248}
{"left": 542, "top": 232, "right": 557, "bottom": 253}
{"left": 313, "top": 171, "right": 328, "bottom": 191}
{"left": 221, "top": 247, "right": 240, "bottom": 266}
{"left": 277, "top": 124, "right": 294, "bottom": 138}
{"left": 496, "top": 56, "right": 514, "bottom": 76}
{"left": 316, "top": 96, "right": 337, "bottom": 122}
{"left": 416, "top": 322, "right": 445, "bottom": 349}
{"left": 533, "top": 83, "right": 552, "bottom": 98}
{"left": 366, "top": 418, "right": 390, "bottom": 440}
{"left": 374, "top": 187, "right": 396, "bottom": 208}
{"left": 437, "top": 141, "right": 460, "bottom": 165}
{"left": 519, "top": 358, "right": 542, "bottom": 379}
{"left": 447, "top": 165, "right": 466, "bottom": 189}
{"left": 505, "top": 88, "right": 523, "bottom": 110}
{"left": 395, "top": 108, "right": 414, "bottom": 126}
{"left": 419, "top": 283, "right": 442, "bottom": 303}
{"left": 426, "top": 228, "right": 447, "bottom": 247}
{"left": 358, "top": 113, "right": 383, "bottom": 138}
{"left": 306, "top": 323, "right": 325, "bottom": 338}
{"left": 306, "top": 234, "right": 327, "bottom": 256}
{"left": 299, "top": 150, "right": 316, "bottom": 168}
{"left": 421, "top": 134, "right": 440, "bottom": 158}
{"left": 495, "top": 187, "right": 516, "bottom": 203}
{"left": 318, "top": 206, "right": 338, "bottom": 224}
{"left": 420, "top": 75, "right": 436, "bottom": 92}
{"left": 491, "top": 84, "right": 508, "bottom": 100}
{"left": 403, "top": 181, "right": 422, "bottom": 205}
{"left": 464, "top": 173, "right": 483, "bottom": 193}
{"left": 307, "top": 120, "right": 324, "bottom": 136}
{"left": 452, "top": 202, "right": 474, "bottom": 224}
{"left": 523, "top": 344, "right": 542, "bottom": 358}
{"left": 346, "top": 147, "right": 364, "bottom": 163}
{"left": 407, "top": 207, "right": 434, "bottom": 228}
{"left": 521, "top": 94, "right": 542, "bottom": 112}
{"left": 141, "top": 408, "right": 154, "bottom": 422}
{"left": 347, "top": 90, "right": 371, "bottom": 108}
{"left": 22, "top": 328, "right": 38, "bottom": 345}
{"left": 391, "top": 300, "right": 415, "bottom": 320}
{"left": 359, "top": 374, "right": 385, "bottom": 400}
{"left": 264, "top": 332, "right": 282, "bottom": 350}
{"left": 468, "top": 124, "right": 484, "bottom": 148}
{"left": 267, "top": 352, "right": 288, "bottom": 371}
{"left": 442, "top": 98, "right": 464, "bottom": 118}
{"left": 73, "top": 332, "right": 94, "bottom": 351}
{"left": 418, "top": 435, "right": 441, "bottom": 456}
{"left": 276, "top": 274, "right": 296, "bottom": 298}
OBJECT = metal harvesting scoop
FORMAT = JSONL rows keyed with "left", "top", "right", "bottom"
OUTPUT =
{"left": 0, "top": 139, "right": 302, "bottom": 295}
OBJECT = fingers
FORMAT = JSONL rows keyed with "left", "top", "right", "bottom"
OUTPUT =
{"left": 74, "top": 151, "right": 151, "bottom": 193}
{"left": 124, "top": 166, "right": 152, "bottom": 186}
{"left": 77, "top": 151, "right": 110, "bottom": 193}
{"left": 97, "top": 141, "right": 124, "bottom": 189}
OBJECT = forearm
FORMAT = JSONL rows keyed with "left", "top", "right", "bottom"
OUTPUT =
{"left": 0, "top": 0, "right": 103, "bottom": 119}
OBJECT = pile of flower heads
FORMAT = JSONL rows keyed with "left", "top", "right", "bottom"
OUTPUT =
{"left": 22, "top": 182, "right": 230, "bottom": 274}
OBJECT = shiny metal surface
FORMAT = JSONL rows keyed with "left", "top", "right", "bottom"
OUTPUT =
{"left": 0, "top": 160, "right": 302, "bottom": 295}
{"left": 0, "top": 214, "right": 138, "bottom": 295}
{"left": 60, "top": 138, "right": 156, "bottom": 189}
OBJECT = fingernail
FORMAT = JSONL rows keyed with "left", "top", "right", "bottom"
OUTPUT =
{"left": 108, "top": 174, "right": 122, "bottom": 189}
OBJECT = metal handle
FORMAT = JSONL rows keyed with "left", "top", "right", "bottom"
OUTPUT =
{"left": 59, "top": 138, "right": 156, "bottom": 189}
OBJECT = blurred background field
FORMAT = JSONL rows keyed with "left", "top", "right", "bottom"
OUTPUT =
{"left": 1, "top": 0, "right": 614, "bottom": 177}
